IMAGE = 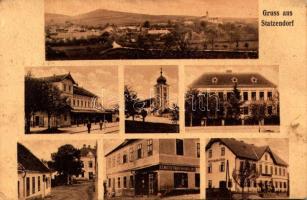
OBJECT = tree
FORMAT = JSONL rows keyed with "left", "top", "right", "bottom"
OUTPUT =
{"left": 124, "top": 85, "right": 139, "bottom": 120}
{"left": 249, "top": 101, "right": 266, "bottom": 126}
{"left": 170, "top": 103, "right": 179, "bottom": 124}
{"left": 232, "top": 160, "right": 260, "bottom": 199}
{"left": 225, "top": 84, "right": 244, "bottom": 122}
{"left": 205, "top": 27, "right": 218, "bottom": 51}
{"left": 143, "top": 21, "right": 150, "bottom": 28}
{"left": 48, "top": 144, "right": 84, "bottom": 185}
{"left": 140, "top": 109, "right": 148, "bottom": 122}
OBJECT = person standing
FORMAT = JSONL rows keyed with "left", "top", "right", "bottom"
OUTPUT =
{"left": 87, "top": 120, "right": 92, "bottom": 133}
{"left": 99, "top": 119, "right": 103, "bottom": 130}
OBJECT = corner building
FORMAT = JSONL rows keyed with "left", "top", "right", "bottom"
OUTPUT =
{"left": 205, "top": 138, "right": 289, "bottom": 193}
{"left": 105, "top": 139, "right": 200, "bottom": 197}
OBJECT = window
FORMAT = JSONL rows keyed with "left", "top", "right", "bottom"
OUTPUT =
{"left": 63, "top": 84, "right": 66, "bottom": 91}
{"left": 117, "top": 154, "right": 121, "bottom": 165}
{"left": 176, "top": 139, "right": 184, "bottom": 155}
{"left": 73, "top": 99, "right": 75, "bottom": 106}
{"left": 108, "top": 178, "right": 111, "bottom": 187}
{"left": 81, "top": 100, "right": 83, "bottom": 107}
{"left": 208, "top": 180, "right": 212, "bottom": 188}
{"left": 137, "top": 144, "right": 142, "bottom": 159}
{"left": 218, "top": 92, "right": 224, "bottom": 100}
{"left": 208, "top": 163, "right": 212, "bottom": 173}
{"left": 259, "top": 91, "right": 264, "bottom": 100}
{"left": 174, "top": 173, "right": 188, "bottom": 188}
{"left": 275, "top": 167, "right": 277, "bottom": 175}
{"left": 195, "top": 173, "right": 200, "bottom": 187}
{"left": 221, "top": 147, "right": 225, "bottom": 156}
{"left": 147, "top": 139, "right": 153, "bottom": 156}
{"left": 88, "top": 161, "right": 93, "bottom": 168}
{"left": 279, "top": 182, "right": 282, "bottom": 188}
{"left": 69, "top": 85, "right": 71, "bottom": 92}
{"left": 265, "top": 165, "right": 268, "bottom": 174}
{"left": 77, "top": 100, "right": 79, "bottom": 106}
{"left": 251, "top": 92, "right": 256, "bottom": 100}
{"left": 123, "top": 154, "right": 127, "bottom": 163}
{"left": 129, "top": 147, "right": 134, "bottom": 162}
{"left": 283, "top": 168, "right": 286, "bottom": 176}
{"left": 284, "top": 182, "right": 287, "bottom": 188}
{"left": 32, "top": 177, "right": 35, "bottom": 194}
{"left": 26, "top": 177, "right": 30, "bottom": 196}
{"left": 259, "top": 164, "right": 262, "bottom": 174}
{"left": 270, "top": 166, "right": 273, "bottom": 174}
{"left": 208, "top": 149, "right": 212, "bottom": 158}
{"left": 279, "top": 167, "right": 282, "bottom": 176}
{"left": 18, "top": 181, "right": 20, "bottom": 198}
{"left": 197, "top": 143, "right": 200, "bottom": 158}
{"left": 38, "top": 176, "right": 40, "bottom": 192}
{"left": 275, "top": 181, "right": 278, "bottom": 188}
{"left": 117, "top": 177, "right": 121, "bottom": 188}
{"left": 220, "top": 161, "right": 225, "bottom": 172}
{"left": 242, "top": 107, "right": 248, "bottom": 115}
{"left": 267, "top": 92, "right": 272, "bottom": 100}
{"left": 265, "top": 154, "right": 268, "bottom": 160}
{"left": 243, "top": 92, "right": 248, "bottom": 101}
{"left": 129, "top": 175, "right": 134, "bottom": 188}
{"left": 123, "top": 177, "right": 127, "bottom": 188}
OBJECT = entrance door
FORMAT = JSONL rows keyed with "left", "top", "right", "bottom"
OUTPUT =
{"left": 135, "top": 172, "right": 157, "bottom": 196}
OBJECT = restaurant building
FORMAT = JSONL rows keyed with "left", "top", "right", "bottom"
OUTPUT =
{"left": 205, "top": 138, "right": 289, "bottom": 193}
{"left": 105, "top": 139, "right": 200, "bottom": 197}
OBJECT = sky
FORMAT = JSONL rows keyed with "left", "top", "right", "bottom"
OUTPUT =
{"left": 185, "top": 65, "right": 279, "bottom": 88}
{"left": 45, "top": 0, "right": 258, "bottom": 18}
{"left": 26, "top": 66, "right": 118, "bottom": 109}
{"left": 125, "top": 65, "right": 178, "bottom": 105}
{"left": 21, "top": 140, "right": 97, "bottom": 161}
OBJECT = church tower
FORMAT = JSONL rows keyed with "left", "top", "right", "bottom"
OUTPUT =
{"left": 154, "top": 68, "right": 169, "bottom": 113}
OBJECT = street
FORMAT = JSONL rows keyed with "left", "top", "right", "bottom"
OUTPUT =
{"left": 186, "top": 125, "right": 280, "bottom": 133}
{"left": 105, "top": 193, "right": 200, "bottom": 200}
{"left": 30, "top": 122, "right": 119, "bottom": 134}
{"left": 46, "top": 182, "right": 97, "bottom": 200}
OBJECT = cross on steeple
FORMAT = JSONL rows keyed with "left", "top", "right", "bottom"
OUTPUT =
{"left": 160, "top": 67, "right": 163, "bottom": 76}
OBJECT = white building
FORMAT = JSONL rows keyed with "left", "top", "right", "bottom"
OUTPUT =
{"left": 205, "top": 138, "right": 289, "bottom": 193}
{"left": 75, "top": 144, "right": 97, "bottom": 180}
{"left": 18, "top": 143, "right": 52, "bottom": 200}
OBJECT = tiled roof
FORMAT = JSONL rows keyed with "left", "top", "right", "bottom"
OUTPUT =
{"left": 42, "top": 73, "right": 77, "bottom": 84}
{"left": 18, "top": 143, "right": 50, "bottom": 173}
{"left": 73, "top": 85, "right": 97, "bottom": 98}
{"left": 190, "top": 73, "right": 276, "bottom": 88}
{"left": 206, "top": 138, "right": 287, "bottom": 166}
{"left": 105, "top": 139, "right": 139, "bottom": 157}
{"left": 80, "top": 145, "right": 97, "bottom": 157}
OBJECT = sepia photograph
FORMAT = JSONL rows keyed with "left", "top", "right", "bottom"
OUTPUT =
{"left": 45, "top": 0, "right": 258, "bottom": 60}
{"left": 18, "top": 140, "right": 98, "bottom": 200}
{"left": 103, "top": 139, "right": 200, "bottom": 199}
{"left": 205, "top": 138, "right": 289, "bottom": 200}
{"left": 24, "top": 66, "right": 119, "bottom": 134}
{"left": 185, "top": 66, "right": 280, "bottom": 133}
{"left": 124, "top": 66, "right": 179, "bottom": 133}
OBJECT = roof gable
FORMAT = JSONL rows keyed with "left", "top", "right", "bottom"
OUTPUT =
{"left": 18, "top": 143, "right": 50, "bottom": 173}
{"left": 42, "top": 73, "right": 77, "bottom": 84}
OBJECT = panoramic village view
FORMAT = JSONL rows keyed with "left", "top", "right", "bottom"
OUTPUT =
{"left": 125, "top": 66, "right": 179, "bottom": 133}
{"left": 45, "top": 0, "right": 258, "bottom": 60}
{"left": 25, "top": 66, "right": 119, "bottom": 134}
{"left": 18, "top": 140, "right": 98, "bottom": 200}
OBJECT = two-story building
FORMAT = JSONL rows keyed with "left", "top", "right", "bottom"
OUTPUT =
{"left": 189, "top": 71, "right": 279, "bottom": 125}
{"left": 18, "top": 143, "right": 52, "bottom": 200}
{"left": 105, "top": 139, "right": 200, "bottom": 197}
{"left": 75, "top": 144, "right": 97, "bottom": 180}
{"left": 205, "top": 138, "right": 289, "bottom": 194}
{"left": 30, "top": 73, "right": 117, "bottom": 128}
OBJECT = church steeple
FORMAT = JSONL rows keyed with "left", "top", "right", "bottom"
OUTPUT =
{"left": 157, "top": 68, "right": 167, "bottom": 84}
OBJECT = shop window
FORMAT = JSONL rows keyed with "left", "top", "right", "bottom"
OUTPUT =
{"left": 174, "top": 173, "right": 188, "bottom": 188}
{"left": 195, "top": 173, "right": 200, "bottom": 188}
{"left": 176, "top": 139, "right": 184, "bottom": 155}
{"left": 147, "top": 139, "right": 153, "bottom": 156}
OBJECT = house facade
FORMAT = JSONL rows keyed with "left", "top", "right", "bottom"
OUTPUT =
{"left": 30, "top": 73, "right": 117, "bottom": 128}
{"left": 18, "top": 143, "right": 52, "bottom": 200}
{"left": 189, "top": 71, "right": 279, "bottom": 125}
{"left": 105, "top": 139, "right": 200, "bottom": 197}
{"left": 75, "top": 144, "right": 97, "bottom": 180}
{"left": 205, "top": 138, "right": 289, "bottom": 193}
